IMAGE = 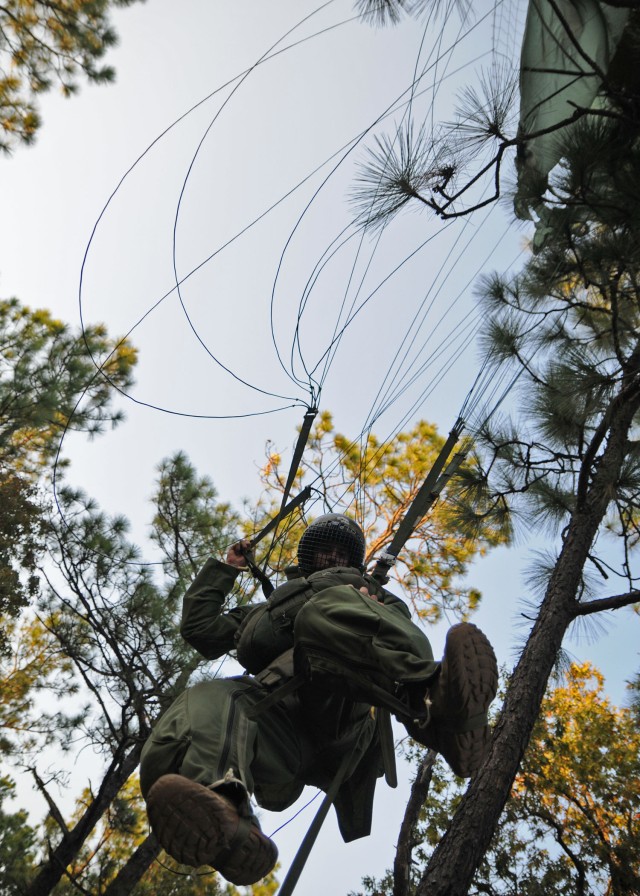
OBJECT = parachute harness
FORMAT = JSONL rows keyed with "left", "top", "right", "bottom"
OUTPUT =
{"left": 240, "top": 414, "right": 469, "bottom": 896}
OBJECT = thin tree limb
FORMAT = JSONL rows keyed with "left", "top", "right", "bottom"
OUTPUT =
{"left": 393, "top": 750, "right": 437, "bottom": 896}
{"left": 102, "top": 833, "right": 162, "bottom": 896}
{"left": 29, "top": 768, "right": 69, "bottom": 837}
{"left": 572, "top": 590, "right": 640, "bottom": 616}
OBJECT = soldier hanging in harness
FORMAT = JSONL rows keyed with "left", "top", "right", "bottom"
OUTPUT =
{"left": 140, "top": 513, "right": 498, "bottom": 886}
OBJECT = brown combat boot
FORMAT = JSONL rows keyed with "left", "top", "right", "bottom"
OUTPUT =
{"left": 406, "top": 623, "right": 498, "bottom": 777}
{"left": 146, "top": 774, "right": 278, "bottom": 884}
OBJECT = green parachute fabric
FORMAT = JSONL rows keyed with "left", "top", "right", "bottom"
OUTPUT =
{"left": 515, "top": 0, "right": 629, "bottom": 247}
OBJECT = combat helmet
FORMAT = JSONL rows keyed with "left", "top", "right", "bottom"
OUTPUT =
{"left": 297, "top": 513, "right": 366, "bottom": 574}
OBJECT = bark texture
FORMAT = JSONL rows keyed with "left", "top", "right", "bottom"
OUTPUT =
{"left": 102, "top": 833, "right": 162, "bottom": 896}
{"left": 416, "top": 382, "right": 640, "bottom": 896}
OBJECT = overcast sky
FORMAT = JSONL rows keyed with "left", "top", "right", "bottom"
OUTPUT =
{"left": 1, "top": 2, "right": 638, "bottom": 893}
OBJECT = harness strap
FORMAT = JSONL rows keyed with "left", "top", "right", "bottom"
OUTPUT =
{"left": 376, "top": 708, "right": 398, "bottom": 789}
{"left": 278, "top": 406, "right": 317, "bottom": 515}
{"left": 242, "top": 548, "right": 275, "bottom": 598}
{"left": 371, "top": 418, "right": 466, "bottom": 584}
{"left": 249, "top": 484, "right": 313, "bottom": 547}
{"left": 243, "top": 674, "right": 308, "bottom": 720}
{"left": 247, "top": 675, "right": 400, "bottom": 788}
{"left": 296, "top": 643, "right": 429, "bottom": 723}
{"left": 242, "top": 483, "right": 313, "bottom": 597}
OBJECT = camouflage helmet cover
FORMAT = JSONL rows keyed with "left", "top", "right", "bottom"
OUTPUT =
{"left": 297, "top": 513, "right": 366, "bottom": 574}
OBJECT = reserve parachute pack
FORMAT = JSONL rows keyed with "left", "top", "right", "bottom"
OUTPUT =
{"left": 234, "top": 566, "right": 381, "bottom": 674}
{"left": 238, "top": 570, "right": 432, "bottom": 726}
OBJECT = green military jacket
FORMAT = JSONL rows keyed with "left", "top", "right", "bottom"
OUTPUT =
{"left": 180, "top": 557, "right": 413, "bottom": 842}
{"left": 181, "top": 557, "right": 413, "bottom": 664}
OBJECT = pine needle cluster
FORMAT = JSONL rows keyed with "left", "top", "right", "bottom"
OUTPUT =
{"left": 350, "top": 65, "right": 518, "bottom": 228}
{"left": 471, "top": 116, "right": 640, "bottom": 584}
{"left": 0, "top": 0, "right": 142, "bottom": 152}
{"left": 355, "top": 0, "right": 469, "bottom": 27}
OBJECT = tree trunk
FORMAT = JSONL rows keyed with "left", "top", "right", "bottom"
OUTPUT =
{"left": 25, "top": 744, "right": 142, "bottom": 896}
{"left": 102, "top": 833, "right": 161, "bottom": 896}
{"left": 416, "top": 386, "right": 640, "bottom": 896}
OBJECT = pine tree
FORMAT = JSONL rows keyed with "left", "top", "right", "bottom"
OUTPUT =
{"left": 412, "top": 112, "right": 640, "bottom": 896}
{"left": 0, "top": 297, "right": 136, "bottom": 651}
{"left": 0, "top": 0, "right": 144, "bottom": 152}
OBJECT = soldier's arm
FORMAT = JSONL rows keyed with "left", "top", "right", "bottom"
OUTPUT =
{"left": 180, "top": 550, "right": 253, "bottom": 660}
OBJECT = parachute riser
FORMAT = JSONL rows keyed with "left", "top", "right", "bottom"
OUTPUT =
{"left": 238, "top": 485, "right": 313, "bottom": 598}
{"left": 370, "top": 418, "right": 467, "bottom": 584}
{"left": 241, "top": 407, "right": 318, "bottom": 596}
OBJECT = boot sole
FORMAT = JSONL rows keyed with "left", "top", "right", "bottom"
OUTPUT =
{"left": 432, "top": 623, "right": 498, "bottom": 777}
{"left": 146, "top": 774, "right": 277, "bottom": 884}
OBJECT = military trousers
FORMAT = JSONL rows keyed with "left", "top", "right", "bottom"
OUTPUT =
{"left": 140, "top": 584, "right": 438, "bottom": 813}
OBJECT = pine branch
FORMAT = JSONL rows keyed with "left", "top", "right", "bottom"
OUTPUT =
{"left": 355, "top": 0, "right": 413, "bottom": 25}
{"left": 528, "top": 806, "right": 588, "bottom": 893}
{"left": 29, "top": 767, "right": 69, "bottom": 836}
{"left": 24, "top": 744, "right": 143, "bottom": 896}
{"left": 572, "top": 589, "right": 640, "bottom": 616}
{"left": 576, "top": 365, "right": 640, "bottom": 510}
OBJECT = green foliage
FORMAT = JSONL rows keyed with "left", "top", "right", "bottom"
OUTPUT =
{"left": 0, "top": 616, "right": 79, "bottom": 757}
{"left": 354, "top": 0, "right": 416, "bottom": 26}
{"left": 0, "top": 776, "right": 37, "bottom": 894}
{"left": 0, "top": 298, "right": 137, "bottom": 471}
{"left": 627, "top": 670, "right": 640, "bottom": 723}
{"left": 40, "top": 453, "right": 240, "bottom": 756}
{"left": 255, "top": 411, "right": 509, "bottom": 621}
{"left": 151, "top": 452, "right": 241, "bottom": 600}
{"left": 0, "top": 296, "right": 137, "bottom": 649}
{"left": 350, "top": 58, "right": 516, "bottom": 225}
{"left": 354, "top": 0, "right": 467, "bottom": 27}
{"left": 0, "top": 0, "right": 143, "bottom": 152}
{"left": 350, "top": 122, "right": 446, "bottom": 233}
{"left": 357, "top": 664, "right": 640, "bottom": 896}
{"left": 0, "top": 472, "right": 42, "bottom": 652}
{"left": 507, "top": 662, "right": 640, "bottom": 895}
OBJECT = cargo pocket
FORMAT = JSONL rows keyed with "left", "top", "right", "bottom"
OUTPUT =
{"left": 139, "top": 690, "right": 192, "bottom": 798}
